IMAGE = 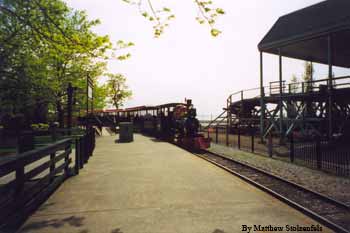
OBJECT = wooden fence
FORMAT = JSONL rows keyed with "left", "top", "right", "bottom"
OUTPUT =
{"left": 0, "top": 129, "right": 95, "bottom": 231}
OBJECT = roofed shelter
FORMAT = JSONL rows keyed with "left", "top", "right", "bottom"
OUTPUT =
{"left": 258, "top": 0, "right": 350, "bottom": 140}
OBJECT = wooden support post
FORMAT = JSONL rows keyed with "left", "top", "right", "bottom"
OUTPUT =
{"left": 85, "top": 132, "right": 89, "bottom": 163}
{"left": 15, "top": 164, "right": 24, "bottom": 196}
{"left": 80, "top": 137, "right": 84, "bottom": 169}
{"left": 64, "top": 143, "right": 70, "bottom": 175}
{"left": 75, "top": 138, "right": 80, "bottom": 175}
{"left": 260, "top": 52, "right": 265, "bottom": 142}
{"left": 50, "top": 152, "right": 55, "bottom": 182}
{"left": 91, "top": 129, "right": 95, "bottom": 157}
{"left": 278, "top": 48, "right": 284, "bottom": 144}
{"left": 215, "top": 126, "right": 218, "bottom": 144}
{"left": 328, "top": 35, "right": 333, "bottom": 140}
{"left": 238, "top": 127, "right": 241, "bottom": 149}
{"left": 51, "top": 124, "right": 57, "bottom": 142}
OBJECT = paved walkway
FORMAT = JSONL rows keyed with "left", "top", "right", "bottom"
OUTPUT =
{"left": 19, "top": 135, "right": 332, "bottom": 233}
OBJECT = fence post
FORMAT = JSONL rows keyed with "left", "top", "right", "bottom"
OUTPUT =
{"left": 85, "top": 133, "right": 89, "bottom": 164}
{"left": 290, "top": 133, "right": 294, "bottom": 163}
{"left": 50, "top": 152, "right": 56, "bottom": 182}
{"left": 268, "top": 132, "right": 272, "bottom": 157}
{"left": 215, "top": 126, "right": 218, "bottom": 144}
{"left": 51, "top": 125, "right": 57, "bottom": 142}
{"left": 251, "top": 128, "right": 255, "bottom": 153}
{"left": 89, "top": 130, "right": 92, "bottom": 158}
{"left": 316, "top": 138, "right": 322, "bottom": 169}
{"left": 91, "top": 128, "right": 95, "bottom": 156}
{"left": 64, "top": 142, "right": 70, "bottom": 175}
{"left": 238, "top": 127, "right": 241, "bottom": 149}
{"left": 75, "top": 138, "right": 80, "bottom": 175}
{"left": 226, "top": 125, "right": 229, "bottom": 146}
{"left": 15, "top": 164, "right": 24, "bottom": 196}
{"left": 86, "top": 131, "right": 90, "bottom": 161}
{"left": 80, "top": 137, "right": 84, "bottom": 169}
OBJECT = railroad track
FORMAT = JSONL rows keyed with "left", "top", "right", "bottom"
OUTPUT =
{"left": 193, "top": 150, "right": 350, "bottom": 233}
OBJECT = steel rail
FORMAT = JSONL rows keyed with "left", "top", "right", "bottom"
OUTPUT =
{"left": 204, "top": 150, "right": 350, "bottom": 210}
{"left": 190, "top": 149, "right": 350, "bottom": 233}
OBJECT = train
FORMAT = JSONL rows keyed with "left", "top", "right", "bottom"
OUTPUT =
{"left": 90, "top": 99, "right": 211, "bottom": 150}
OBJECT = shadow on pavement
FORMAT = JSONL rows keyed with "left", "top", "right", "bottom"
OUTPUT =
{"left": 20, "top": 216, "right": 85, "bottom": 232}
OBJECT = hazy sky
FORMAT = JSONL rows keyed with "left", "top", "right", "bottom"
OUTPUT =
{"left": 65, "top": 0, "right": 349, "bottom": 119}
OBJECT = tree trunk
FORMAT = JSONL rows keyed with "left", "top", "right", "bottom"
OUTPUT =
{"left": 56, "top": 100, "right": 64, "bottom": 128}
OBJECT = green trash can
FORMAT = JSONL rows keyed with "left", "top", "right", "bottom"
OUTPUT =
{"left": 119, "top": 122, "right": 134, "bottom": 142}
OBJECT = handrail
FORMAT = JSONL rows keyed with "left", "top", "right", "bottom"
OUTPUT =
{"left": 0, "top": 138, "right": 72, "bottom": 228}
{"left": 0, "top": 129, "right": 96, "bottom": 230}
{"left": 204, "top": 110, "right": 227, "bottom": 130}
{"left": 0, "top": 138, "right": 71, "bottom": 175}
{"left": 226, "top": 75, "right": 350, "bottom": 106}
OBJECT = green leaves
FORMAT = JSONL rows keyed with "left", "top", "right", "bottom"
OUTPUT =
{"left": 194, "top": 0, "right": 225, "bottom": 37}
{"left": 0, "top": 0, "right": 117, "bottom": 121}
{"left": 210, "top": 28, "right": 221, "bottom": 37}
{"left": 105, "top": 73, "right": 132, "bottom": 109}
{"left": 117, "top": 53, "right": 132, "bottom": 61}
{"left": 115, "top": 40, "right": 134, "bottom": 60}
{"left": 120, "top": 0, "right": 225, "bottom": 38}
{"left": 216, "top": 8, "right": 225, "bottom": 14}
{"left": 117, "top": 40, "right": 135, "bottom": 49}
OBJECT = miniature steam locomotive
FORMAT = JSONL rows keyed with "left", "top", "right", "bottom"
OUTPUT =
{"left": 162, "top": 100, "right": 210, "bottom": 150}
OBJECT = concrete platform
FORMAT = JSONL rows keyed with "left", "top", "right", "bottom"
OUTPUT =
{"left": 19, "top": 134, "right": 332, "bottom": 233}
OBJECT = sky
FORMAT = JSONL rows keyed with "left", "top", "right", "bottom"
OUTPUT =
{"left": 65, "top": 0, "right": 349, "bottom": 119}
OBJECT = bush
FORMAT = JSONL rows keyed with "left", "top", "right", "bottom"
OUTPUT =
{"left": 31, "top": 123, "right": 49, "bottom": 131}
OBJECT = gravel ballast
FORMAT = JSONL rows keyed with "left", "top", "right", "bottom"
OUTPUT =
{"left": 208, "top": 143, "right": 350, "bottom": 205}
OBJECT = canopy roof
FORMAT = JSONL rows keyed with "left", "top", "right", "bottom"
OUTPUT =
{"left": 258, "top": 0, "right": 350, "bottom": 67}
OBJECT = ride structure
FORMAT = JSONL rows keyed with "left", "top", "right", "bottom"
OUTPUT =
{"left": 208, "top": 0, "right": 350, "bottom": 144}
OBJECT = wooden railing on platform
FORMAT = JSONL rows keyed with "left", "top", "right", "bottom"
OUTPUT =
{"left": 0, "top": 128, "right": 95, "bottom": 231}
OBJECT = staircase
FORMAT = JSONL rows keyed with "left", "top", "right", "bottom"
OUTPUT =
{"left": 203, "top": 109, "right": 228, "bottom": 130}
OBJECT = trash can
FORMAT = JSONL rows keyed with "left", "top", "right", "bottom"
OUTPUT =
{"left": 119, "top": 122, "right": 133, "bottom": 142}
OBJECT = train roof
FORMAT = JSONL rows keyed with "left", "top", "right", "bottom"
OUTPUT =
{"left": 96, "top": 103, "right": 187, "bottom": 114}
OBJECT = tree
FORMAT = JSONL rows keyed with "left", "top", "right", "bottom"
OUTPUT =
{"left": 302, "top": 61, "right": 314, "bottom": 92}
{"left": 93, "top": 84, "right": 108, "bottom": 110}
{"left": 105, "top": 73, "right": 132, "bottom": 109}
{"left": 0, "top": 0, "right": 127, "bottom": 128}
{"left": 290, "top": 74, "right": 299, "bottom": 93}
{"left": 121, "top": 0, "right": 225, "bottom": 37}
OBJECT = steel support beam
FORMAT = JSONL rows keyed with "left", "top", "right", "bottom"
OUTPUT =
{"left": 328, "top": 35, "right": 333, "bottom": 140}
{"left": 278, "top": 48, "right": 284, "bottom": 143}
{"left": 260, "top": 52, "right": 265, "bottom": 142}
